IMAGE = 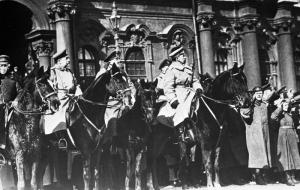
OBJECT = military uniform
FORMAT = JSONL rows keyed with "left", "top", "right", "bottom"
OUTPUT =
{"left": 157, "top": 59, "right": 202, "bottom": 127}
{"left": 0, "top": 55, "right": 20, "bottom": 149}
{"left": 42, "top": 49, "right": 78, "bottom": 135}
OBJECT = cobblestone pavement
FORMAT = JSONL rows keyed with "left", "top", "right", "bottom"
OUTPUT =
{"left": 161, "top": 182, "right": 300, "bottom": 190}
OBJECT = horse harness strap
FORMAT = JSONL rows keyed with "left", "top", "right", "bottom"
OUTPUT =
{"left": 200, "top": 96, "right": 224, "bottom": 148}
{"left": 75, "top": 99, "right": 102, "bottom": 134}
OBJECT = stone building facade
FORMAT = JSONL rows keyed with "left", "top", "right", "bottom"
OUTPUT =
{"left": 1, "top": 0, "right": 300, "bottom": 90}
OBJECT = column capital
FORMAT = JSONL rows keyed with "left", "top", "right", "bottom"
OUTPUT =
{"left": 33, "top": 41, "right": 53, "bottom": 57}
{"left": 272, "top": 17, "right": 294, "bottom": 35}
{"left": 197, "top": 12, "right": 216, "bottom": 30}
{"left": 47, "top": 0, "right": 76, "bottom": 22}
{"left": 237, "top": 15, "right": 260, "bottom": 33}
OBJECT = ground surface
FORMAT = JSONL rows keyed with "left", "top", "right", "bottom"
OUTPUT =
{"left": 161, "top": 183, "right": 300, "bottom": 190}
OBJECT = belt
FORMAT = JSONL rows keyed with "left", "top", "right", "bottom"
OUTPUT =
{"left": 280, "top": 126, "right": 293, "bottom": 129}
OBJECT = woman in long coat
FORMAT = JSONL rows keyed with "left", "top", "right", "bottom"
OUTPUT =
{"left": 271, "top": 99, "right": 300, "bottom": 186}
{"left": 243, "top": 86, "right": 272, "bottom": 185}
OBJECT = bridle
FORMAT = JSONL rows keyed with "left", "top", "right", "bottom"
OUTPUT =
{"left": 12, "top": 78, "right": 58, "bottom": 115}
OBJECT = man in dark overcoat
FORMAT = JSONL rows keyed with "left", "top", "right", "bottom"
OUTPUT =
{"left": 0, "top": 55, "right": 20, "bottom": 150}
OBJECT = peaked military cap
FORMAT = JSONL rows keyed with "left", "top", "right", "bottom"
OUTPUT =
{"left": 0, "top": 55, "right": 10, "bottom": 64}
{"left": 169, "top": 46, "right": 184, "bottom": 58}
{"left": 159, "top": 59, "right": 171, "bottom": 70}
{"left": 252, "top": 86, "right": 263, "bottom": 93}
{"left": 53, "top": 49, "right": 68, "bottom": 61}
{"left": 104, "top": 51, "right": 116, "bottom": 62}
{"left": 277, "top": 86, "right": 287, "bottom": 95}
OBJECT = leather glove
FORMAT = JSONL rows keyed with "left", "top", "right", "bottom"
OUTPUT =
{"left": 171, "top": 100, "right": 179, "bottom": 109}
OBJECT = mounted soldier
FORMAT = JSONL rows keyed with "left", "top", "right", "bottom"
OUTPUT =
{"left": 0, "top": 55, "right": 20, "bottom": 151}
{"left": 156, "top": 46, "right": 203, "bottom": 141}
{"left": 42, "top": 49, "right": 81, "bottom": 146}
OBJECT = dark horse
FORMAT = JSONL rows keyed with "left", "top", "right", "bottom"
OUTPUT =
{"left": 114, "top": 79, "right": 157, "bottom": 190}
{"left": 7, "top": 66, "right": 60, "bottom": 190}
{"left": 196, "top": 63, "right": 250, "bottom": 187}
{"left": 149, "top": 63, "right": 250, "bottom": 189}
{"left": 66, "top": 64, "right": 130, "bottom": 190}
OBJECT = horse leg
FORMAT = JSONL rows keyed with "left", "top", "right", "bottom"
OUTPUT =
{"left": 125, "top": 148, "right": 134, "bottom": 190}
{"left": 16, "top": 153, "right": 25, "bottom": 190}
{"left": 31, "top": 161, "right": 39, "bottom": 190}
{"left": 202, "top": 149, "right": 213, "bottom": 187}
{"left": 94, "top": 150, "right": 101, "bottom": 190}
{"left": 214, "top": 147, "right": 221, "bottom": 187}
{"left": 178, "top": 142, "right": 189, "bottom": 189}
{"left": 83, "top": 157, "right": 91, "bottom": 190}
{"left": 135, "top": 149, "right": 143, "bottom": 190}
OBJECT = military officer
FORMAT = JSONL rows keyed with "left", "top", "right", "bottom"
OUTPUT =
{"left": 157, "top": 46, "right": 203, "bottom": 141}
{"left": 156, "top": 59, "right": 171, "bottom": 103}
{"left": 0, "top": 55, "right": 20, "bottom": 150}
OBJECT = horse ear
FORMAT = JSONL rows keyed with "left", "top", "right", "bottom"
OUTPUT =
{"left": 140, "top": 79, "right": 146, "bottom": 89}
{"left": 239, "top": 64, "right": 245, "bottom": 73}
{"left": 231, "top": 62, "right": 239, "bottom": 74}
{"left": 45, "top": 67, "right": 51, "bottom": 77}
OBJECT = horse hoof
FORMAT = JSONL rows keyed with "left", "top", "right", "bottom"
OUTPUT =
{"left": 214, "top": 183, "right": 222, "bottom": 188}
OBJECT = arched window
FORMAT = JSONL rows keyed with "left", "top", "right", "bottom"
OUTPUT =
{"left": 78, "top": 47, "right": 97, "bottom": 77}
{"left": 125, "top": 47, "right": 146, "bottom": 80}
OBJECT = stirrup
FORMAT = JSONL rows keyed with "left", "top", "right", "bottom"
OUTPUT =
{"left": 0, "top": 153, "right": 7, "bottom": 166}
{"left": 58, "top": 138, "right": 68, "bottom": 150}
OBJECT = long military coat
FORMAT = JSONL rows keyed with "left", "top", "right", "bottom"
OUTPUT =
{"left": 245, "top": 101, "right": 272, "bottom": 169}
{"left": 157, "top": 61, "right": 202, "bottom": 127}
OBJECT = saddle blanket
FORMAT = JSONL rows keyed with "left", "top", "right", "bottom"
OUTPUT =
{"left": 41, "top": 98, "right": 69, "bottom": 135}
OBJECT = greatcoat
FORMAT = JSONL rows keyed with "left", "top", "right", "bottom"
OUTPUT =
{"left": 244, "top": 101, "right": 272, "bottom": 169}
{"left": 157, "top": 61, "right": 202, "bottom": 127}
{"left": 271, "top": 107, "right": 300, "bottom": 171}
{"left": 42, "top": 67, "right": 77, "bottom": 134}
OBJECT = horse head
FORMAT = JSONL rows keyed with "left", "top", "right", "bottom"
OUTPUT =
{"left": 135, "top": 79, "right": 158, "bottom": 123}
{"left": 199, "top": 72, "right": 214, "bottom": 94}
{"left": 83, "top": 63, "right": 130, "bottom": 103}
{"left": 211, "top": 63, "right": 251, "bottom": 107}
{"left": 22, "top": 66, "right": 60, "bottom": 112}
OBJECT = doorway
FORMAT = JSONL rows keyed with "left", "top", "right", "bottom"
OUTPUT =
{"left": 0, "top": 1, "right": 33, "bottom": 74}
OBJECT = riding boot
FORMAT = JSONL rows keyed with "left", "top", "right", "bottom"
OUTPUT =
{"left": 255, "top": 170, "right": 266, "bottom": 185}
{"left": 291, "top": 171, "right": 300, "bottom": 184}
{"left": 0, "top": 104, "right": 6, "bottom": 149}
{"left": 285, "top": 171, "right": 295, "bottom": 186}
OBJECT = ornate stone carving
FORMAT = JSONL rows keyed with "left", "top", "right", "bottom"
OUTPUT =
{"left": 238, "top": 15, "right": 260, "bottom": 32}
{"left": 33, "top": 41, "right": 53, "bottom": 57}
{"left": 47, "top": 0, "right": 76, "bottom": 21}
{"left": 272, "top": 17, "right": 294, "bottom": 33}
{"left": 169, "top": 30, "right": 186, "bottom": 49}
{"left": 197, "top": 12, "right": 216, "bottom": 29}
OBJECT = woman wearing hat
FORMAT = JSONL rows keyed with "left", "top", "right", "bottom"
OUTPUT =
{"left": 243, "top": 86, "right": 272, "bottom": 185}
{"left": 156, "top": 46, "right": 202, "bottom": 141}
{"left": 271, "top": 99, "right": 300, "bottom": 186}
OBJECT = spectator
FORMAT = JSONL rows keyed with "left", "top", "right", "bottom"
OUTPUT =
{"left": 271, "top": 99, "right": 300, "bottom": 186}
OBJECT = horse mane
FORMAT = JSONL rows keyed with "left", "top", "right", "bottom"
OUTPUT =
{"left": 210, "top": 66, "right": 248, "bottom": 100}
{"left": 82, "top": 71, "right": 110, "bottom": 98}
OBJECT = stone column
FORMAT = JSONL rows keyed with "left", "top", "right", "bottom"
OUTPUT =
{"left": 239, "top": 16, "right": 261, "bottom": 89}
{"left": 48, "top": 0, "right": 76, "bottom": 73}
{"left": 273, "top": 2, "right": 297, "bottom": 90}
{"left": 196, "top": 0, "right": 215, "bottom": 77}
{"left": 26, "top": 30, "right": 56, "bottom": 71}
{"left": 34, "top": 41, "right": 53, "bottom": 70}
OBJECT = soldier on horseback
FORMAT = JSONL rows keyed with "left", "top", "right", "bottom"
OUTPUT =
{"left": 43, "top": 49, "right": 81, "bottom": 146}
{"left": 156, "top": 46, "right": 203, "bottom": 141}
{"left": 0, "top": 55, "right": 20, "bottom": 151}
